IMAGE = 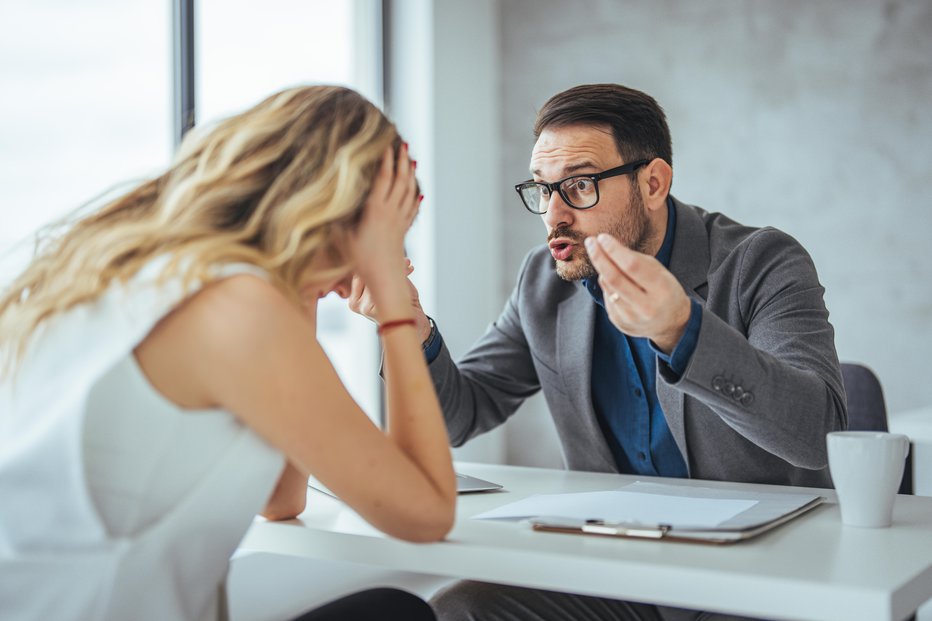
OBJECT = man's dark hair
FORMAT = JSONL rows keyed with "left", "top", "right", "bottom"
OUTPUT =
{"left": 533, "top": 84, "right": 673, "bottom": 169}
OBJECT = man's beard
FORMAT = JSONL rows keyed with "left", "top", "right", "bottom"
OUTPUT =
{"left": 551, "top": 189, "right": 652, "bottom": 281}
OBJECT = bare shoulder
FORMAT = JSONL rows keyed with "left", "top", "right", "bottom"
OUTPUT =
{"left": 135, "top": 272, "right": 315, "bottom": 410}
{"left": 186, "top": 273, "right": 294, "bottom": 323}
{"left": 178, "top": 273, "right": 312, "bottom": 356}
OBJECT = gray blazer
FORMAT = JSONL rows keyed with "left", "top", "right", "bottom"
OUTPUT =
{"left": 428, "top": 198, "right": 846, "bottom": 488}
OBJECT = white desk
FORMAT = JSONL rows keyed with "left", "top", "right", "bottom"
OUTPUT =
{"left": 239, "top": 463, "right": 932, "bottom": 621}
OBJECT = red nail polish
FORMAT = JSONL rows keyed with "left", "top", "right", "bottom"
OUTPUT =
{"left": 412, "top": 159, "right": 417, "bottom": 169}
{"left": 418, "top": 194, "right": 424, "bottom": 202}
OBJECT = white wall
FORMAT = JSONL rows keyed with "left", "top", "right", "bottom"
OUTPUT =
{"left": 396, "top": 0, "right": 932, "bottom": 469}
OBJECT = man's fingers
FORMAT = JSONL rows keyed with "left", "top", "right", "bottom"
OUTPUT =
{"left": 596, "top": 233, "right": 647, "bottom": 282}
{"left": 587, "top": 236, "right": 653, "bottom": 330}
{"left": 585, "top": 236, "right": 645, "bottom": 298}
{"left": 587, "top": 234, "right": 655, "bottom": 292}
{"left": 599, "top": 270, "right": 647, "bottom": 315}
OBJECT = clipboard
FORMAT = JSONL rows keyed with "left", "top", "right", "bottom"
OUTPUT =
{"left": 529, "top": 495, "right": 824, "bottom": 545}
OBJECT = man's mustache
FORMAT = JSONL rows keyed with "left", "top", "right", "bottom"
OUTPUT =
{"left": 548, "top": 227, "right": 585, "bottom": 243}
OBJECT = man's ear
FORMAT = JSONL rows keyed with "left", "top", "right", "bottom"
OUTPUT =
{"left": 640, "top": 158, "right": 673, "bottom": 212}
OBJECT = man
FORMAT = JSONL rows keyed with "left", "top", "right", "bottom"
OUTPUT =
{"left": 351, "top": 83, "right": 846, "bottom": 620}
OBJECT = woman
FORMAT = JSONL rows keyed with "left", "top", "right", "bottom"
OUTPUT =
{"left": 0, "top": 86, "right": 455, "bottom": 620}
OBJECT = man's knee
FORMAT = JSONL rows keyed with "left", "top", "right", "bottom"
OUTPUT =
{"left": 430, "top": 580, "right": 521, "bottom": 621}
{"left": 431, "top": 580, "right": 675, "bottom": 621}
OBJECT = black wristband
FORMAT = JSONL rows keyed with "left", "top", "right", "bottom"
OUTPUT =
{"left": 422, "top": 316, "right": 438, "bottom": 351}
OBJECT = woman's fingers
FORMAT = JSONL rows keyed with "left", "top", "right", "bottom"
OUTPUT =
{"left": 369, "top": 146, "right": 395, "bottom": 203}
{"left": 347, "top": 274, "right": 377, "bottom": 321}
{"left": 355, "top": 141, "right": 420, "bottom": 270}
{"left": 385, "top": 144, "right": 408, "bottom": 203}
{"left": 385, "top": 143, "right": 420, "bottom": 229}
{"left": 403, "top": 185, "right": 420, "bottom": 229}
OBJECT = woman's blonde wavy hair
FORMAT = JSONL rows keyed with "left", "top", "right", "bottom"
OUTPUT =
{"left": 0, "top": 85, "right": 400, "bottom": 375}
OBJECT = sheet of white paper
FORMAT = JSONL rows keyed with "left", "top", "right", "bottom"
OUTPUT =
{"left": 623, "top": 481, "right": 821, "bottom": 530}
{"left": 473, "top": 487, "right": 757, "bottom": 528}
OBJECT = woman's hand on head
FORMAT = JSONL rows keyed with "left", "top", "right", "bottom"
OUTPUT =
{"left": 348, "top": 259, "right": 414, "bottom": 321}
{"left": 347, "top": 259, "right": 433, "bottom": 343}
{"left": 354, "top": 144, "right": 420, "bottom": 284}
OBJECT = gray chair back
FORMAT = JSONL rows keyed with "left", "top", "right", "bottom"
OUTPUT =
{"left": 840, "top": 362, "right": 912, "bottom": 495}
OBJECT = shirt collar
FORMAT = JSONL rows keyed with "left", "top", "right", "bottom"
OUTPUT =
{"left": 583, "top": 196, "right": 677, "bottom": 305}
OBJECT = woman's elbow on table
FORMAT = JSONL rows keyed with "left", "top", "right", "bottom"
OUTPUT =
{"left": 386, "top": 501, "right": 456, "bottom": 543}
{"left": 260, "top": 494, "right": 308, "bottom": 522}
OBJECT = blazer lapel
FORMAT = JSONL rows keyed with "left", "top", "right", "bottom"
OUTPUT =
{"left": 657, "top": 197, "right": 712, "bottom": 472}
{"left": 668, "top": 197, "right": 711, "bottom": 298}
{"left": 556, "top": 285, "right": 617, "bottom": 472}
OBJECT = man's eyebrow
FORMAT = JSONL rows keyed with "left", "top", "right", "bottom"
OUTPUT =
{"left": 530, "top": 161, "right": 600, "bottom": 178}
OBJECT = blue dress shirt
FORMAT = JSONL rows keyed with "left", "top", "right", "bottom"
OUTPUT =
{"left": 583, "top": 198, "right": 700, "bottom": 477}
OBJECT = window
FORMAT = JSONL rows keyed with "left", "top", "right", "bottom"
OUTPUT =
{"left": 0, "top": 1, "right": 172, "bottom": 282}
{"left": 1, "top": 0, "right": 383, "bottom": 420}
{"left": 196, "top": 0, "right": 382, "bottom": 418}
{"left": 197, "top": 0, "right": 375, "bottom": 121}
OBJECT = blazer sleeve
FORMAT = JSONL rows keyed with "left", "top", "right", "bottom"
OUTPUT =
{"left": 427, "top": 252, "right": 542, "bottom": 447}
{"left": 659, "top": 228, "right": 847, "bottom": 469}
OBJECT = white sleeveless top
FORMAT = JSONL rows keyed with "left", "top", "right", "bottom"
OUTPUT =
{"left": 0, "top": 257, "right": 286, "bottom": 621}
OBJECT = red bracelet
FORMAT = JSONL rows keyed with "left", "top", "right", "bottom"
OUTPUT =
{"left": 377, "top": 318, "right": 417, "bottom": 335}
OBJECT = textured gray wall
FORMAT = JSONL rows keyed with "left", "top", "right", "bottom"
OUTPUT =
{"left": 496, "top": 0, "right": 932, "bottom": 466}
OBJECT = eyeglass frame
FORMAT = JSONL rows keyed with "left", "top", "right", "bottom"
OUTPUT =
{"left": 514, "top": 158, "right": 650, "bottom": 214}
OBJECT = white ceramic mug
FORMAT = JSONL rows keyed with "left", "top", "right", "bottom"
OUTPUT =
{"left": 827, "top": 431, "right": 910, "bottom": 528}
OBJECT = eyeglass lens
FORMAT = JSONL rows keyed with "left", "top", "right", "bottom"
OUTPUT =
{"left": 520, "top": 176, "right": 598, "bottom": 213}
{"left": 559, "top": 177, "right": 597, "bottom": 208}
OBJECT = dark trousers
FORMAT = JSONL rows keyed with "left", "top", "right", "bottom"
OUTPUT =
{"left": 292, "top": 587, "right": 435, "bottom": 621}
{"left": 430, "top": 581, "right": 761, "bottom": 621}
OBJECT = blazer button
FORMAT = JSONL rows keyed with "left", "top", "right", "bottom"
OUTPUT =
{"left": 740, "top": 392, "right": 755, "bottom": 406}
{"left": 733, "top": 386, "right": 744, "bottom": 399}
{"left": 712, "top": 376, "right": 724, "bottom": 391}
{"left": 723, "top": 382, "right": 735, "bottom": 396}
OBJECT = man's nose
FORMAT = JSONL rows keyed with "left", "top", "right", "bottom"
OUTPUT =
{"left": 542, "top": 190, "right": 575, "bottom": 229}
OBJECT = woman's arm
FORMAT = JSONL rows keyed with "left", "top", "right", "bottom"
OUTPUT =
{"left": 260, "top": 461, "right": 308, "bottom": 521}
{"left": 135, "top": 274, "right": 455, "bottom": 542}
{"left": 135, "top": 145, "right": 455, "bottom": 542}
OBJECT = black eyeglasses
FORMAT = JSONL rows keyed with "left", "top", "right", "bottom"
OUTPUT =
{"left": 514, "top": 159, "right": 650, "bottom": 214}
